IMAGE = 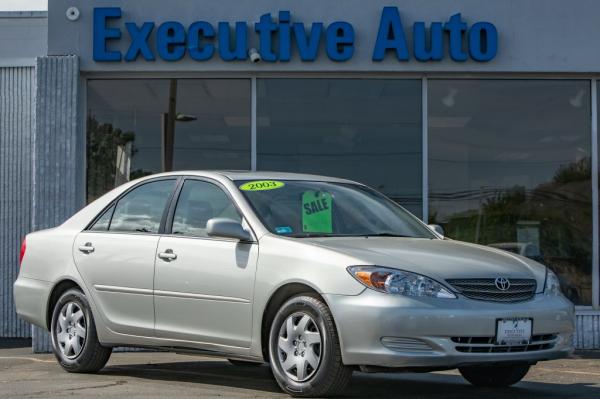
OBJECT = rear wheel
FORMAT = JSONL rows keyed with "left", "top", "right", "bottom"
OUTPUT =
{"left": 459, "top": 364, "right": 530, "bottom": 387}
{"left": 50, "top": 288, "right": 112, "bottom": 373}
{"left": 268, "top": 294, "right": 352, "bottom": 397}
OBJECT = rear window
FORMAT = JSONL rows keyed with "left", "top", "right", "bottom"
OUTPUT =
{"left": 89, "top": 179, "right": 176, "bottom": 233}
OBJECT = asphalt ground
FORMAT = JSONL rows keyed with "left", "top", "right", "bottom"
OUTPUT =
{"left": 1, "top": 346, "right": 599, "bottom": 398}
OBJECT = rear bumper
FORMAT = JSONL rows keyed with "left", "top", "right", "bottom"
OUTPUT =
{"left": 14, "top": 276, "right": 52, "bottom": 329}
{"left": 324, "top": 290, "right": 575, "bottom": 369}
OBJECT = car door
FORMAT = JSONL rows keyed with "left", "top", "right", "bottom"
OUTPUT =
{"left": 73, "top": 178, "right": 177, "bottom": 336}
{"left": 154, "top": 178, "right": 258, "bottom": 348}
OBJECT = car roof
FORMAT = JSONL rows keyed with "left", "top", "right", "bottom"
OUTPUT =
{"left": 216, "top": 170, "right": 356, "bottom": 183}
{"left": 146, "top": 170, "right": 359, "bottom": 184}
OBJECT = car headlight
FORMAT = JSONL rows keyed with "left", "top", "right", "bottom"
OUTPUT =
{"left": 347, "top": 266, "right": 456, "bottom": 299}
{"left": 544, "top": 269, "right": 562, "bottom": 296}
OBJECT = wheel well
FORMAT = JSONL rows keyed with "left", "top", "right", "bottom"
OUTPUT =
{"left": 260, "top": 283, "right": 323, "bottom": 361}
{"left": 46, "top": 279, "right": 81, "bottom": 330}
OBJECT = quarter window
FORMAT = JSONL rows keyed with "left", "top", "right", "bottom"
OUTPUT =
{"left": 108, "top": 179, "right": 176, "bottom": 234}
{"left": 89, "top": 204, "right": 115, "bottom": 231}
{"left": 171, "top": 180, "right": 241, "bottom": 237}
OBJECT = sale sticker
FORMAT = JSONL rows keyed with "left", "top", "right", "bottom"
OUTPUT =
{"left": 302, "top": 191, "right": 333, "bottom": 233}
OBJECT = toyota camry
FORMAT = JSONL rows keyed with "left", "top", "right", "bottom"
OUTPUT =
{"left": 14, "top": 171, "right": 574, "bottom": 397}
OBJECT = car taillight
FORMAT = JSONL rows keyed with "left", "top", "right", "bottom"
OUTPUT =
{"left": 19, "top": 238, "right": 26, "bottom": 266}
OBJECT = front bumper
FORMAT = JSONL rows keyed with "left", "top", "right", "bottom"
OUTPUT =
{"left": 324, "top": 289, "right": 574, "bottom": 369}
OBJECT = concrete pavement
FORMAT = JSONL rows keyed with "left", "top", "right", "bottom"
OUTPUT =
{"left": 0, "top": 347, "right": 599, "bottom": 398}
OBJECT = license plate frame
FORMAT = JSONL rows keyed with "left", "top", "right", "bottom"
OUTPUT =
{"left": 495, "top": 318, "right": 533, "bottom": 346}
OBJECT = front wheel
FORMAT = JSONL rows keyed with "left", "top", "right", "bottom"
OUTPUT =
{"left": 268, "top": 294, "right": 352, "bottom": 397}
{"left": 50, "top": 288, "right": 112, "bottom": 373}
{"left": 459, "top": 364, "right": 530, "bottom": 387}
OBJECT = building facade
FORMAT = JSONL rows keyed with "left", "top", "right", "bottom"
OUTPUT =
{"left": 1, "top": 0, "right": 600, "bottom": 350}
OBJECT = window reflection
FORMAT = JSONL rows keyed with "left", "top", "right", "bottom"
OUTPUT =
{"left": 109, "top": 179, "right": 176, "bottom": 234}
{"left": 429, "top": 79, "right": 592, "bottom": 305}
{"left": 257, "top": 79, "right": 423, "bottom": 216}
{"left": 86, "top": 79, "right": 251, "bottom": 203}
{"left": 172, "top": 180, "right": 241, "bottom": 238}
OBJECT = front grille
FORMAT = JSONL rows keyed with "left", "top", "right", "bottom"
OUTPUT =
{"left": 446, "top": 278, "right": 537, "bottom": 302}
{"left": 451, "top": 334, "right": 558, "bottom": 353}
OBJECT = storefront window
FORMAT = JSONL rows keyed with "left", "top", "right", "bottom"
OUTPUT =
{"left": 257, "top": 79, "right": 423, "bottom": 216}
{"left": 86, "top": 79, "right": 251, "bottom": 202}
{"left": 429, "top": 79, "right": 592, "bottom": 305}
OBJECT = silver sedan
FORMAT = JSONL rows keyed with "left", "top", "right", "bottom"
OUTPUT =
{"left": 14, "top": 171, "right": 574, "bottom": 397}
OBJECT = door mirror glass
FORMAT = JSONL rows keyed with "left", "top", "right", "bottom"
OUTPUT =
{"left": 428, "top": 224, "right": 445, "bottom": 238}
{"left": 207, "top": 218, "right": 253, "bottom": 242}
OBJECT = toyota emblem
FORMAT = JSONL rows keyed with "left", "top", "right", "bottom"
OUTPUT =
{"left": 495, "top": 277, "right": 511, "bottom": 291}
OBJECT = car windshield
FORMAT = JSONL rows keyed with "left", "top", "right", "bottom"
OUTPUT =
{"left": 236, "top": 179, "right": 436, "bottom": 239}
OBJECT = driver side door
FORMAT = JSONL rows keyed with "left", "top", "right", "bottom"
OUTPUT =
{"left": 154, "top": 178, "right": 258, "bottom": 348}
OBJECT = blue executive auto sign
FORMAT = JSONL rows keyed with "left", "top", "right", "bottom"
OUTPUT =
{"left": 93, "top": 6, "right": 498, "bottom": 63}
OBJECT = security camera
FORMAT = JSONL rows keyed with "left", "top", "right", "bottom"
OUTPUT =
{"left": 248, "top": 48, "right": 261, "bottom": 63}
{"left": 66, "top": 7, "right": 80, "bottom": 21}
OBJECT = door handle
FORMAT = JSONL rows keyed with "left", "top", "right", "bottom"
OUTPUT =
{"left": 158, "top": 249, "right": 177, "bottom": 261}
{"left": 78, "top": 242, "right": 95, "bottom": 254}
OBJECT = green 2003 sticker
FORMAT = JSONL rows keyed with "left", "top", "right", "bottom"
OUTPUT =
{"left": 239, "top": 180, "right": 285, "bottom": 191}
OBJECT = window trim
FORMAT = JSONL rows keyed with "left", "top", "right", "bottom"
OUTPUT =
{"left": 162, "top": 176, "right": 257, "bottom": 243}
{"left": 84, "top": 176, "right": 180, "bottom": 235}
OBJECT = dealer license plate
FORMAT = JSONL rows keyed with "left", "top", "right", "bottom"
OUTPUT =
{"left": 496, "top": 318, "right": 532, "bottom": 345}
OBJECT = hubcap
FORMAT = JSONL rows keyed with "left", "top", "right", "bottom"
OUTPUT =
{"left": 56, "top": 302, "right": 86, "bottom": 359}
{"left": 277, "top": 312, "right": 322, "bottom": 382}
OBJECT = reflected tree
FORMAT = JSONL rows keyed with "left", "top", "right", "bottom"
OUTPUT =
{"left": 86, "top": 115, "right": 137, "bottom": 203}
{"left": 431, "top": 157, "right": 592, "bottom": 303}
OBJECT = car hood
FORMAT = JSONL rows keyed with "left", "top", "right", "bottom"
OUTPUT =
{"left": 302, "top": 237, "right": 547, "bottom": 292}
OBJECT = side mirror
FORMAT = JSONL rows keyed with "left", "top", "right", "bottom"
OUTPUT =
{"left": 428, "top": 224, "right": 445, "bottom": 238}
{"left": 207, "top": 218, "right": 253, "bottom": 242}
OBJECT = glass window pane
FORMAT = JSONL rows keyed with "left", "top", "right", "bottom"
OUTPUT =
{"left": 257, "top": 79, "right": 423, "bottom": 217}
{"left": 236, "top": 180, "right": 434, "bottom": 238}
{"left": 89, "top": 205, "right": 114, "bottom": 231}
{"left": 86, "top": 79, "right": 251, "bottom": 203}
{"left": 429, "top": 79, "right": 592, "bottom": 305}
{"left": 109, "top": 179, "right": 176, "bottom": 234}
{"left": 172, "top": 180, "right": 241, "bottom": 237}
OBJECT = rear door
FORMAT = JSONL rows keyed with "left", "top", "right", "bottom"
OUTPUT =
{"left": 154, "top": 178, "right": 258, "bottom": 348}
{"left": 73, "top": 178, "right": 177, "bottom": 336}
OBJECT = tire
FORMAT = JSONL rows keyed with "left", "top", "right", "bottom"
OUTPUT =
{"left": 228, "top": 359, "right": 263, "bottom": 367}
{"left": 50, "top": 288, "right": 112, "bottom": 373}
{"left": 459, "top": 364, "right": 530, "bottom": 387}
{"left": 268, "top": 294, "right": 352, "bottom": 397}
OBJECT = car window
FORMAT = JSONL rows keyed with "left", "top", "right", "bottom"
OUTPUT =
{"left": 89, "top": 204, "right": 115, "bottom": 231}
{"left": 171, "top": 180, "right": 241, "bottom": 238}
{"left": 237, "top": 180, "right": 435, "bottom": 238}
{"left": 109, "top": 179, "right": 176, "bottom": 234}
